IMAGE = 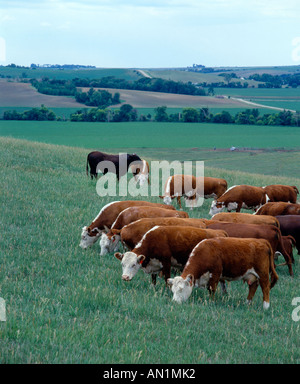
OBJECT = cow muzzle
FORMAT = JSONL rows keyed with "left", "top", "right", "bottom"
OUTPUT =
{"left": 122, "top": 275, "right": 131, "bottom": 281}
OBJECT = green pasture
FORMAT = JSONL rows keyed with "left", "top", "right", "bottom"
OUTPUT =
{"left": 214, "top": 87, "right": 300, "bottom": 99}
{"left": 1, "top": 120, "right": 300, "bottom": 151}
{"left": 0, "top": 136, "right": 300, "bottom": 363}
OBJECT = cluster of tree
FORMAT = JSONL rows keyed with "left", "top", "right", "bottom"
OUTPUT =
{"left": 74, "top": 88, "right": 120, "bottom": 107}
{"left": 73, "top": 76, "right": 206, "bottom": 96}
{"left": 3, "top": 105, "right": 56, "bottom": 121}
{"left": 30, "top": 78, "right": 76, "bottom": 96}
{"left": 153, "top": 106, "right": 300, "bottom": 126}
{"left": 30, "top": 64, "right": 96, "bottom": 69}
{"left": 70, "top": 104, "right": 138, "bottom": 122}
{"left": 248, "top": 73, "right": 300, "bottom": 88}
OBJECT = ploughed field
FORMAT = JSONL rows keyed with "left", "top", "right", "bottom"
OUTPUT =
{"left": 0, "top": 136, "right": 300, "bottom": 363}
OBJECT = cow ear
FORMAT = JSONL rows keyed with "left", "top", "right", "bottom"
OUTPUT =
{"left": 87, "top": 227, "right": 91, "bottom": 234}
{"left": 114, "top": 252, "right": 123, "bottom": 261}
{"left": 167, "top": 278, "right": 174, "bottom": 286}
{"left": 185, "top": 274, "right": 194, "bottom": 285}
{"left": 137, "top": 255, "right": 145, "bottom": 264}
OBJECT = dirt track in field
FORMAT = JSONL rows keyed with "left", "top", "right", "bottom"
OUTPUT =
{"left": 0, "top": 80, "right": 85, "bottom": 108}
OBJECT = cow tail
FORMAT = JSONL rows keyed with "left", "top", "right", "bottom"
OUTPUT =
{"left": 268, "top": 244, "right": 279, "bottom": 289}
{"left": 86, "top": 156, "right": 89, "bottom": 177}
{"left": 276, "top": 229, "right": 293, "bottom": 267}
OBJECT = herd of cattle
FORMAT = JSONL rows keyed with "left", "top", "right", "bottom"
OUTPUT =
{"left": 81, "top": 153, "right": 300, "bottom": 310}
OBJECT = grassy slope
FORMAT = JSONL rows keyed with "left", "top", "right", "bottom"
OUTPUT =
{"left": 0, "top": 137, "right": 299, "bottom": 364}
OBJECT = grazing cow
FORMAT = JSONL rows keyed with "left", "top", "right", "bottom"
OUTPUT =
{"left": 276, "top": 215, "right": 300, "bottom": 255}
{"left": 110, "top": 206, "right": 189, "bottom": 231}
{"left": 211, "top": 212, "right": 280, "bottom": 228}
{"left": 86, "top": 151, "right": 142, "bottom": 180}
{"left": 114, "top": 226, "right": 228, "bottom": 284}
{"left": 100, "top": 217, "right": 207, "bottom": 256}
{"left": 255, "top": 202, "right": 300, "bottom": 216}
{"left": 209, "top": 185, "right": 268, "bottom": 216}
{"left": 206, "top": 221, "right": 293, "bottom": 275}
{"left": 263, "top": 185, "right": 299, "bottom": 204}
{"left": 79, "top": 200, "right": 175, "bottom": 249}
{"left": 160, "top": 174, "right": 228, "bottom": 210}
{"left": 130, "top": 159, "right": 150, "bottom": 186}
{"left": 167, "top": 237, "right": 278, "bottom": 310}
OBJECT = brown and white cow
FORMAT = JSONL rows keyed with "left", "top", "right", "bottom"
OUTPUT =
{"left": 160, "top": 174, "right": 228, "bottom": 210}
{"left": 100, "top": 216, "right": 207, "bottom": 256}
{"left": 167, "top": 237, "right": 278, "bottom": 310}
{"left": 114, "top": 225, "right": 228, "bottom": 284}
{"left": 263, "top": 185, "right": 299, "bottom": 204}
{"left": 209, "top": 185, "right": 268, "bottom": 216}
{"left": 130, "top": 159, "right": 150, "bottom": 186}
{"left": 255, "top": 202, "right": 300, "bottom": 217}
{"left": 206, "top": 221, "right": 293, "bottom": 275}
{"left": 211, "top": 212, "right": 280, "bottom": 227}
{"left": 79, "top": 200, "right": 175, "bottom": 249}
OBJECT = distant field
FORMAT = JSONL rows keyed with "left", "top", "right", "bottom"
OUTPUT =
{"left": 0, "top": 80, "right": 85, "bottom": 108}
{"left": 1, "top": 120, "right": 300, "bottom": 150}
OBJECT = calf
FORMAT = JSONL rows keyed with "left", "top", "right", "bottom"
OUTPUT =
{"left": 100, "top": 217, "right": 207, "bottom": 256}
{"left": 255, "top": 202, "right": 300, "bottom": 216}
{"left": 206, "top": 221, "right": 293, "bottom": 275}
{"left": 276, "top": 215, "right": 300, "bottom": 255}
{"left": 79, "top": 200, "right": 175, "bottom": 249}
{"left": 110, "top": 206, "right": 188, "bottom": 231}
{"left": 211, "top": 212, "right": 280, "bottom": 228}
{"left": 168, "top": 237, "right": 278, "bottom": 310}
{"left": 114, "top": 226, "right": 227, "bottom": 284}
{"left": 209, "top": 185, "right": 268, "bottom": 216}
{"left": 263, "top": 185, "right": 299, "bottom": 204}
{"left": 160, "top": 174, "right": 227, "bottom": 210}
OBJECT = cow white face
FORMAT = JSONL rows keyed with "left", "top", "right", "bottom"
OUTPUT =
{"left": 79, "top": 226, "right": 102, "bottom": 249}
{"left": 209, "top": 201, "right": 224, "bottom": 216}
{"left": 99, "top": 233, "right": 121, "bottom": 256}
{"left": 115, "top": 252, "right": 145, "bottom": 281}
{"left": 137, "top": 174, "right": 148, "bottom": 186}
{"left": 167, "top": 275, "right": 194, "bottom": 303}
{"left": 163, "top": 196, "right": 172, "bottom": 205}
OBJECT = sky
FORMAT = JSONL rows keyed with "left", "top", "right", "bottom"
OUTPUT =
{"left": 0, "top": 0, "right": 300, "bottom": 68}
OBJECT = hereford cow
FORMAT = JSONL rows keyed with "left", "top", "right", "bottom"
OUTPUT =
{"left": 263, "top": 185, "right": 299, "bottom": 203}
{"left": 114, "top": 226, "right": 228, "bottom": 285}
{"left": 110, "top": 206, "right": 189, "bottom": 231}
{"left": 209, "top": 185, "right": 268, "bottom": 216}
{"left": 206, "top": 221, "right": 293, "bottom": 275}
{"left": 86, "top": 151, "right": 142, "bottom": 180}
{"left": 130, "top": 159, "right": 150, "bottom": 186}
{"left": 167, "top": 237, "right": 278, "bottom": 310}
{"left": 211, "top": 212, "right": 280, "bottom": 227}
{"left": 100, "top": 217, "right": 207, "bottom": 256}
{"left": 79, "top": 200, "right": 175, "bottom": 249}
{"left": 276, "top": 215, "right": 300, "bottom": 255}
{"left": 255, "top": 202, "right": 300, "bottom": 216}
{"left": 160, "top": 174, "right": 228, "bottom": 210}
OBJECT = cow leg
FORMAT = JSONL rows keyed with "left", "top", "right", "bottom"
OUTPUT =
{"left": 246, "top": 280, "right": 259, "bottom": 305}
{"left": 258, "top": 275, "right": 271, "bottom": 310}
{"left": 151, "top": 274, "right": 157, "bottom": 285}
{"left": 207, "top": 274, "right": 220, "bottom": 298}
{"left": 236, "top": 202, "right": 242, "bottom": 212}
{"left": 220, "top": 279, "right": 227, "bottom": 294}
{"left": 176, "top": 196, "right": 182, "bottom": 210}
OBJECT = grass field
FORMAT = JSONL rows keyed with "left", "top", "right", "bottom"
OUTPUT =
{"left": 1, "top": 120, "right": 300, "bottom": 150}
{"left": 0, "top": 136, "right": 300, "bottom": 364}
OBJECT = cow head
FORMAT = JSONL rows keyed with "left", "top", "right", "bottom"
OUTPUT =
{"left": 99, "top": 231, "right": 121, "bottom": 256}
{"left": 114, "top": 251, "right": 145, "bottom": 281}
{"left": 79, "top": 226, "right": 102, "bottom": 249}
{"left": 209, "top": 201, "right": 225, "bottom": 216}
{"left": 167, "top": 275, "right": 194, "bottom": 304}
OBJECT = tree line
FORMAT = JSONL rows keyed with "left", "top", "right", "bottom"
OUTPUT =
{"left": 2, "top": 105, "right": 299, "bottom": 126}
